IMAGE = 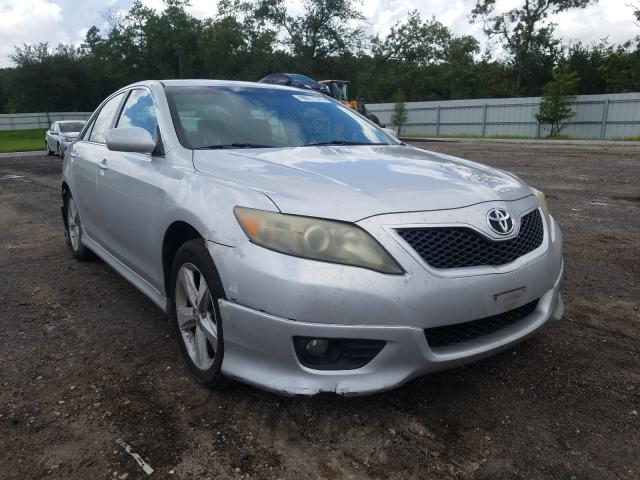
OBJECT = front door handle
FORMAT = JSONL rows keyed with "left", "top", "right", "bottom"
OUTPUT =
{"left": 98, "top": 158, "right": 108, "bottom": 170}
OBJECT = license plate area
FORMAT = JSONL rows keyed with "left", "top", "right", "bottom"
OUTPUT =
{"left": 487, "top": 286, "right": 527, "bottom": 316}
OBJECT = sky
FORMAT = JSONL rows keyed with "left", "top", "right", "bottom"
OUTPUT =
{"left": 0, "top": 0, "right": 638, "bottom": 67}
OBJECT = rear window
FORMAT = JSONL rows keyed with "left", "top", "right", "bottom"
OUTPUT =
{"left": 287, "top": 74, "right": 316, "bottom": 85}
{"left": 59, "top": 122, "right": 85, "bottom": 133}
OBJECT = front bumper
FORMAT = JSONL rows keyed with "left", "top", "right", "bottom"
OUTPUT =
{"left": 209, "top": 197, "right": 564, "bottom": 395}
{"left": 217, "top": 266, "right": 563, "bottom": 396}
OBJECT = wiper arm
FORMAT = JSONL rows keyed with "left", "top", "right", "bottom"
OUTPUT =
{"left": 198, "top": 143, "right": 275, "bottom": 149}
{"left": 302, "top": 140, "right": 388, "bottom": 147}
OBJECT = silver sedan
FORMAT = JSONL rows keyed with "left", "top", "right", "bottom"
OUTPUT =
{"left": 45, "top": 120, "right": 86, "bottom": 156}
{"left": 61, "top": 80, "right": 564, "bottom": 396}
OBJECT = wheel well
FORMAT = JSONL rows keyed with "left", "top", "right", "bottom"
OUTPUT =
{"left": 162, "top": 221, "right": 203, "bottom": 294}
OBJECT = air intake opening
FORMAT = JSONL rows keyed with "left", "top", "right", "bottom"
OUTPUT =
{"left": 424, "top": 299, "right": 539, "bottom": 348}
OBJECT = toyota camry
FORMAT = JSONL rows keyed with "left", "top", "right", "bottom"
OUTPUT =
{"left": 61, "top": 80, "right": 564, "bottom": 395}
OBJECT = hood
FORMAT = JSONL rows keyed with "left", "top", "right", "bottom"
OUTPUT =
{"left": 193, "top": 145, "right": 531, "bottom": 221}
{"left": 61, "top": 131, "right": 80, "bottom": 138}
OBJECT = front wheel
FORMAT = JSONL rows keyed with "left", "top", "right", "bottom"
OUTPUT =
{"left": 170, "top": 239, "right": 227, "bottom": 388}
{"left": 46, "top": 141, "right": 53, "bottom": 156}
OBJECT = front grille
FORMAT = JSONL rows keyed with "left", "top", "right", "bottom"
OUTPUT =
{"left": 424, "top": 299, "right": 539, "bottom": 348}
{"left": 396, "top": 209, "right": 544, "bottom": 269}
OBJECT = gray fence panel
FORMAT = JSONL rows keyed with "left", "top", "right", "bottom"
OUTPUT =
{"left": 0, "top": 112, "right": 92, "bottom": 131}
{"left": 368, "top": 92, "right": 640, "bottom": 139}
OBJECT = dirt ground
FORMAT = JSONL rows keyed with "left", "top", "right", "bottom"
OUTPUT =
{"left": 0, "top": 141, "right": 638, "bottom": 480}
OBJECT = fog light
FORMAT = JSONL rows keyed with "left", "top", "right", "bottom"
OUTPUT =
{"left": 293, "top": 336, "right": 386, "bottom": 370}
{"left": 305, "top": 338, "right": 329, "bottom": 357}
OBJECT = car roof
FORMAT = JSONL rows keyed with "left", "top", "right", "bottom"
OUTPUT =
{"left": 124, "top": 79, "right": 323, "bottom": 94}
{"left": 162, "top": 79, "right": 289, "bottom": 88}
{"left": 58, "top": 120, "right": 85, "bottom": 124}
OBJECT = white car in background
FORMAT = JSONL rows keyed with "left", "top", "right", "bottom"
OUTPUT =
{"left": 45, "top": 120, "right": 86, "bottom": 156}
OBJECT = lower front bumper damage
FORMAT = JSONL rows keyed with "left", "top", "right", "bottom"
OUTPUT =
{"left": 218, "top": 266, "right": 564, "bottom": 396}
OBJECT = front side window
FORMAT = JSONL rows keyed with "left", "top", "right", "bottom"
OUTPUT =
{"left": 165, "top": 86, "right": 393, "bottom": 150}
{"left": 89, "top": 93, "right": 124, "bottom": 143}
{"left": 117, "top": 89, "right": 159, "bottom": 140}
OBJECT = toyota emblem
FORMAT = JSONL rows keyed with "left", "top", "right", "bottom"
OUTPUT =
{"left": 487, "top": 208, "right": 515, "bottom": 235}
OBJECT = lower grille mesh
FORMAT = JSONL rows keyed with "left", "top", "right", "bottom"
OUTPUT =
{"left": 424, "top": 299, "right": 539, "bottom": 348}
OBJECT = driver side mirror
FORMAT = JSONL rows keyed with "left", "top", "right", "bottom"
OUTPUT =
{"left": 106, "top": 127, "right": 156, "bottom": 154}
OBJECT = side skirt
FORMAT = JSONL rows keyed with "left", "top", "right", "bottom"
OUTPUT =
{"left": 81, "top": 232, "right": 169, "bottom": 313}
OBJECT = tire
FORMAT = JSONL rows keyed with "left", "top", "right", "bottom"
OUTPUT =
{"left": 56, "top": 143, "right": 61, "bottom": 156}
{"left": 170, "top": 239, "right": 227, "bottom": 388}
{"left": 46, "top": 141, "right": 53, "bottom": 156}
{"left": 63, "top": 193, "right": 94, "bottom": 261}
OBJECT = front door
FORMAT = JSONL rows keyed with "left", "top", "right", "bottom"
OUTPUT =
{"left": 95, "top": 88, "right": 163, "bottom": 288}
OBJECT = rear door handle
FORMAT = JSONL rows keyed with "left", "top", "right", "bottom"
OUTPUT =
{"left": 98, "top": 158, "right": 108, "bottom": 170}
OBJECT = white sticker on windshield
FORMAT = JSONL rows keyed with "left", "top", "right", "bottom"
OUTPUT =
{"left": 292, "top": 95, "right": 331, "bottom": 103}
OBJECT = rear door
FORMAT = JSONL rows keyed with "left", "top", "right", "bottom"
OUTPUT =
{"left": 95, "top": 88, "right": 163, "bottom": 286}
{"left": 70, "top": 92, "right": 125, "bottom": 239}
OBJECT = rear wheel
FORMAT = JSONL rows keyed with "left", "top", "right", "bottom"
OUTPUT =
{"left": 64, "top": 193, "right": 93, "bottom": 261}
{"left": 170, "top": 239, "right": 227, "bottom": 388}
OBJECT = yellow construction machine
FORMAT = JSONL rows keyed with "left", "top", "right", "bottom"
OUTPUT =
{"left": 318, "top": 80, "right": 382, "bottom": 126}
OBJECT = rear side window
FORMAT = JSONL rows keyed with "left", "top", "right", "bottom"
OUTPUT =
{"left": 80, "top": 119, "right": 95, "bottom": 141}
{"left": 117, "top": 89, "right": 159, "bottom": 140}
{"left": 89, "top": 93, "right": 124, "bottom": 143}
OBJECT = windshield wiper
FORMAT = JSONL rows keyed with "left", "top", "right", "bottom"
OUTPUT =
{"left": 302, "top": 140, "right": 388, "bottom": 147}
{"left": 197, "top": 143, "right": 275, "bottom": 149}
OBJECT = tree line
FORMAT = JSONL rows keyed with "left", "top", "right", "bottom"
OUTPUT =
{"left": 0, "top": 0, "right": 639, "bottom": 113}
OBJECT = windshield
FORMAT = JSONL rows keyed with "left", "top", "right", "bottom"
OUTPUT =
{"left": 165, "top": 86, "right": 393, "bottom": 149}
{"left": 59, "top": 122, "right": 85, "bottom": 133}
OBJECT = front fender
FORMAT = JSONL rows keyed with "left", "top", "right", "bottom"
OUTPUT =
{"left": 158, "top": 171, "right": 279, "bottom": 248}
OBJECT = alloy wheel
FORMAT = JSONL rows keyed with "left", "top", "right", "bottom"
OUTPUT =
{"left": 174, "top": 263, "right": 218, "bottom": 371}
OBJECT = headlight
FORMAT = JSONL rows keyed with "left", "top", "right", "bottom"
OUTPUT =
{"left": 234, "top": 207, "right": 404, "bottom": 274}
{"left": 61, "top": 136, "right": 74, "bottom": 142}
{"left": 531, "top": 188, "right": 549, "bottom": 216}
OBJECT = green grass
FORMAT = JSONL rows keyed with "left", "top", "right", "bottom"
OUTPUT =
{"left": 0, "top": 129, "right": 47, "bottom": 153}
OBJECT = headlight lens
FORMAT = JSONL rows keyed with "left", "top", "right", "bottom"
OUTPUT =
{"left": 61, "top": 136, "right": 74, "bottom": 142}
{"left": 531, "top": 188, "right": 549, "bottom": 216}
{"left": 234, "top": 207, "right": 404, "bottom": 275}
